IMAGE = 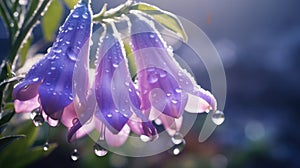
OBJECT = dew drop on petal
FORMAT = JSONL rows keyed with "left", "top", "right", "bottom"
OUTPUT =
{"left": 211, "top": 110, "right": 225, "bottom": 125}
{"left": 175, "top": 88, "right": 182, "bottom": 93}
{"left": 171, "top": 132, "right": 184, "bottom": 145}
{"left": 67, "top": 47, "right": 77, "bottom": 61}
{"left": 149, "top": 34, "right": 155, "bottom": 38}
{"left": 72, "top": 12, "right": 79, "bottom": 18}
{"left": 43, "top": 141, "right": 49, "bottom": 151}
{"left": 32, "top": 77, "right": 39, "bottom": 82}
{"left": 53, "top": 48, "right": 62, "bottom": 53}
{"left": 171, "top": 99, "right": 178, "bottom": 104}
{"left": 107, "top": 114, "right": 112, "bottom": 118}
{"left": 82, "top": 12, "right": 89, "bottom": 19}
{"left": 112, "top": 63, "right": 119, "bottom": 68}
{"left": 169, "top": 139, "right": 186, "bottom": 156}
{"left": 93, "top": 143, "right": 108, "bottom": 157}
{"left": 72, "top": 118, "right": 79, "bottom": 125}
{"left": 148, "top": 74, "right": 159, "bottom": 84}
{"left": 71, "top": 149, "right": 79, "bottom": 161}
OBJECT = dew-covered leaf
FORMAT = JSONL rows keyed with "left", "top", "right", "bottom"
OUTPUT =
{"left": 42, "top": 0, "right": 63, "bottom": 41}
{"left": 131, "top": 2, "right": 187, "bottom": 41}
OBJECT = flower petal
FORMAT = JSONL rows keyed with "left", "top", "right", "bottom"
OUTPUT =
{"left": 105, "top": 124, "right": 130, "bottom": 147}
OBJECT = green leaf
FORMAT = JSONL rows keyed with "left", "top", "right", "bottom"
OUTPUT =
{"left": 63, "top": 0, "right": 79, "bottom": 9}
{"left": 0, "top": 121, "right": 57, "bottom": 167}
{"left": 42, "top": 0, "right": 63, "bottom": 41}
{"left": 19, "top": 36, "right": 32, "bottom": 67}
{"left": 0, "top": 112, "right": 15, "bottom": 127}
{"left": 0, "top": 135, "right": 25, "bottom": 152}
{"left": 131, "top": 2, "right": 187, "bottom": 41}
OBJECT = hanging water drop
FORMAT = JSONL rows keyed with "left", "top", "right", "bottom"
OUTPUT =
{"left": 171, "top": 132, "right": 184, "bottom": 145}
{"left": 33, "top": 114, "right": 44, "bottom": 127}
{"left": 93, "top": 143, "right": 108, "bottom": 157}
{"left": 43, "top": 141, "right": 49, "bottom": 151}
{"left": 71, "top": 149, "right": 79, "bottom": 161}
{"left": 211, "top": 110, "right": 225, "bottom": 125}
{"left": 169, "top": 139, "right": 186, "bottom": 156}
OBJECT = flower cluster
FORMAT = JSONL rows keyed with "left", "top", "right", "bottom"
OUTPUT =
{"left": 12, "top": 1, "right": 223, "bottom": 158}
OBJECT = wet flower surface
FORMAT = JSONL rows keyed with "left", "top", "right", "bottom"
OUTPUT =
{"left": 10, "top": 0, "right": 223, "bottom": 159}
{"left": 13, "top": 2, "right": 92, "bottom": 129}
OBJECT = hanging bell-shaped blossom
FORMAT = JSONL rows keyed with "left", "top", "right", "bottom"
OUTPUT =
{"left": 94, "top": 22, "right": 158, "bottom": 144}
{"left": 128, "top": 12, "right": 217, "bottom": 135}
{"left": 13, "top": 1, "right": 92, "bottom": 130}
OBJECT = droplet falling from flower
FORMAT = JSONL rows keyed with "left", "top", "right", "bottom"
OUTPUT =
{"left": 169, "top": 139, "right": 186, "bottom": 156}
{"left": 33, "top": 113, "right": 44, "bottom": 127}
{"left": 71, "top": 149, "right": 79, "bottom": 161}
{"left": 211, "top": 110, "right": 225, "bottom": 125}
{"left": 43, "top": 141, "right": 49, "bottom": 151}
{"left": 93, "top": 143, "right": 108, "bottom": 157}
{"left": 171, "top": 132, "right": 184, "bottom": 145}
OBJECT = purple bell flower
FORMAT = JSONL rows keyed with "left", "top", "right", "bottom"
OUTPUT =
{"left": 13, "top": 2, "right": 92, "bottom": 130}
{"left": 129, "top": 13, "right": 217, "bottom": 136}
{"left": 94, "top": 23, "right": 158, "bottom": 142}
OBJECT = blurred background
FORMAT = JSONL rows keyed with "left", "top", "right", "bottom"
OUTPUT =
{"left": 1, "top": 0, "right": 300, "bottom": 167}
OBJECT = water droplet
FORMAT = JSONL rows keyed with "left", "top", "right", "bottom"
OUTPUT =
{"left": 175, "top": 88, "right": 182, "bottom": 93}
{"left": 82, "top": 12, "right": 89, "bottom": 19}
{"left": 72, "top": 12, "right": 79, "bottom": 18}
{"left": 149, "top": 34, "right": 155, "bottom": 38}
{"left": 211, "top": 110, "right": 225, "bottom": 125}
{"left": 43, "top": 141, "right": 49, "bottom": 151}
{"left": 160, "top": 71, "right": 167, "bottom": 78}
{"left": 51, "top": 67, "right": 56, "bottom": 70}
{"left": 32, "top": 77, "right": 39, "bottom": 82}
{"left": 72, "top": 118, "right": 79, "bottom": 125}
{"left": 148, "top": 74, "right": 159, "bottom": 84}
{"left": 154, "top": 118, "right": 162, "bottom": 125}
{"left": 65, "top": 40, "right": 70, "bottom": 45}
{"left": 140, "top": 135, "right": 151, "bottom": 142}
{"left": 71, "top": 149, "right": 79, "bottom": 161}
{"left": 93, "top": 143, "right": 108, "bottom": 157}
{"left": 112, "top": 63, "right": 119, "bottom": 68}
{"left": 67, "top": 47, "right": 77, "bottom": 61}
{"left": 170, "top": 139, "right": 186, "bottom": 155}
{"left": 171, "top": 99, "right": 178, "bottom": 104}
{"left": 33, "top": 114, "right": 44, "bottom": 127}
{"left": 53, "top": 48, "right": 62, "bottom": 53}
{"left": 67, "top": 26, "right": 74, "bottom": 30}
{"left": 107, "top": 114, "right": 112, "bottom": 118}
{"left": 13, "top": 12, "right": 19, "bottom": 17}
{"left": 171, "top": 132, "right": 184, "bottom": 145}
{"left": 166, "top": 93, "right": 171, "bottom": 97}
